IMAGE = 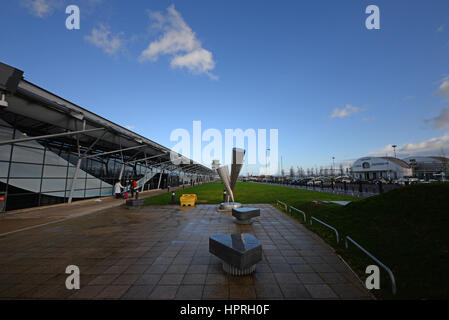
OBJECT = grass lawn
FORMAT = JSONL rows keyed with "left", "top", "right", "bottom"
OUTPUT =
{"left": 144, "top": 181, "right": 357, "bottom": 206}
{"left": 284, "top": 182, "right": 449, "bottom": 300}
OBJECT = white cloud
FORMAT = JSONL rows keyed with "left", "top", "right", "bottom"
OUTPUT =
{"left": 125, "top": 125, "right": 135, "bottom": 130}
{"left": 426, "top": 107, "right": 449, "bottom": 130}
{"left": 330, "top": 105, "right": 361, "bottom": 119}
{"left": 22, "top": 0, "right": 59, "bottom": 18}
{"left": 140, "top": 5, "right": 217, "bottom": 79}
{"left": 171, "top": 48, "right": 215, "bottom": 75}
{"left": 424, "top": 77, "right": 449, "bottom": 130}
{"left": 437, "top": 25, "right": 444, "bottom": 32}
{"left": 370, "top": 133, "right": 449, "bottom": 157}
{"left": 370, "top": 144, "right": 399, "bottom": 157}
{"left": 437, "top": 76, "right": 449, "bottom": 99}
{"left": 23, "top": 0, "right": 102, "bottom": 17}
{"left": 85, "top": 24, "right": 124, "bottom": 56}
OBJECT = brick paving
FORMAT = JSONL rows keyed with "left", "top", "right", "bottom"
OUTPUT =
{"left": 0, "top": 185, "right": 191, "bottom": 236}
{"left": 0, "top": 204, "right": 372, "bottom": 300}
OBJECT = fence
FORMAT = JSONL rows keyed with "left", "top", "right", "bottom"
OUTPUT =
{"left": 276, "top": 200, "right": 396, "bottom": 295}
{"left": 345, "top": 236, "right": 397, "bottom": 295}
{"left": 289, "top": 206, "right": 306, "bottom": 222}
{"left": 310, "top": 216, "right": 340, "bottom": 243}
{"left": 265, "top": 181, "right": 402, "bottom": 198}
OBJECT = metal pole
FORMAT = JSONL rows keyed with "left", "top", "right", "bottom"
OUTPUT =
{"left": 332, "top": 157, "right": 335, "bottom": 177}
{"left": 265, "top": 156, "right": 268, "bottom": 182}
{"left": 345, "top": 236, "right": 397, "bottom": 295}
{"left": 157, "top": 168, "right": 163, "bottom": 189}
{"left": 68, "top": 126, "right": 82, "bottom": 204}
{"left": 0, "top": 127, "right": 105, "bottom": 146}
{"left": 82, "top": 145, "right": 146, "bottom": 160}
{"left": 68, "top": 158, "right": 81, "bottom": 204}
{"left": 125, "top": 152, "right": 166, "bottom": 165}
{"left": 118, "top": 163, "right": 125, "bottom": 181}
{"left": 142, "top": 157, "right": 148, "bottom": 192}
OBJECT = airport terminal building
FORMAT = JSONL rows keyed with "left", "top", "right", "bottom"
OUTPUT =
{"left": 403, "top": 156, "right": 449, "bottom": 180}
{"left": 351, "top": 157, "right": 413, "bottom": 180}
{"left": 0, "top": 62, "right": 214, "bottom": 212}
{"left": 351, "top": 156, "right": 449, "bottom": 181}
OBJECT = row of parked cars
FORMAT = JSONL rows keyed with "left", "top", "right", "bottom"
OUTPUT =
{"left": 277, "top": 176, "right": 445, "bottom": 186}
{"left": 287, "top": 176, "right": 353, "bottom": 187}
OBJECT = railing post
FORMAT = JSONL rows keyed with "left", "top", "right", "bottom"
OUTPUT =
{"left": 345, "top": 236, "right": 397, "bottom": 295}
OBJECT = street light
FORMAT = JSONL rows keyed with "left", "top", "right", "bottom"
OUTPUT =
{"left": 392, "top": 145, "right": 397, "bottom": 158}
{"left": 332, "top": 157, "right": 335, "bottom": 177}
{"left": 266, "top": 148, "right": 270, "bottom": 182}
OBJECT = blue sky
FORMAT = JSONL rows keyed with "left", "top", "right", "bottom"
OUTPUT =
{"left": 1, "top": 0, "right": 449, "bottom": 175}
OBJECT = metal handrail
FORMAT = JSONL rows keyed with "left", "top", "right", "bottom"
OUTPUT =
{"left": 310, "top": 216, "right": 339, "bottom": 243}
{"left": 345, "top": 236, "right": 397, "bottom": 295}
{"left": 290, "top": 206, "right": 306, "bottom": 222}
{"left": 276, "top": 200, "right": 288, "bottom": 211}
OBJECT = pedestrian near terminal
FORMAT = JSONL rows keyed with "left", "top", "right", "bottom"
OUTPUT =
{"left": 131, "top": 179, "right": 137, "bottom": 198}
{"left": 114, "top": 180, "right": 124, "bottom": 199}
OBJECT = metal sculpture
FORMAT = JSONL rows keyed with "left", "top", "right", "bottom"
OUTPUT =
{"left": 217, "top": 148, "right": 245, "bottom": 210}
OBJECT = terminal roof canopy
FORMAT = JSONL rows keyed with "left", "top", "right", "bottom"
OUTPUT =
{"left": 0, "top": 62, "right": 213, "bottom": 175}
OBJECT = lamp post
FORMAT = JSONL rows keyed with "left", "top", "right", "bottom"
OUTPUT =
{"left": 266, "top": 148, "right": 270, "bottom": 182}
{"left": 332, "top": 157, "right": 335, "bottom": 177}
{"left": 281, "top": 156, "right": 283, "bottom": 183}
{"left": 392, "top": 145, "right": 397, "bottom": 158}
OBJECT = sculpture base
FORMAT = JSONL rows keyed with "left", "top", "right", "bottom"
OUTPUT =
{"left": 234, "top": 219, "right": 253, "bottom": 225}
{"left": 232, "top": 207, "right": 260, "bottom": 225}
{"left": 222, "top": 262, "right": 256, "bottom": 276}
{"left": 125, "top": 199, "right": 145, "bottom": 209}
{"left": 218, "top": 202, "right": 242, "bottom": 211}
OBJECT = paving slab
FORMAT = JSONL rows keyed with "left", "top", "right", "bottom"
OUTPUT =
{"left": 0, "top": 204, "right": 372, "bottom": 300}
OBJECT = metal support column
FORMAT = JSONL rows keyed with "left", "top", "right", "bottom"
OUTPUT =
{"left": 157, "top": 165, "right": 164, "bottom": 189}
{"left": 68, "top": 134, "right": 82, "bottom": 204}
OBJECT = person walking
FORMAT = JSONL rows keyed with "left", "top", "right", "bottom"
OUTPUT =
{"left": 131, "top": 179, "right": 137, "bottom": 198}
{"left": 114, "top": 180, "right": 124, "bottom": 199}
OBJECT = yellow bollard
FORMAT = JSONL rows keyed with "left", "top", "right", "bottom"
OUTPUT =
{"left": 180, "top": 194, "right": 197, "bottom": 207}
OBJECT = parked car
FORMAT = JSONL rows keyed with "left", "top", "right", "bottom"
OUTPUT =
{"left": 372, "top": 178, "right": 388, "bottom": 184}
{"left": 335, "top": 176, "right": 352, "bottom": 183}
{"left": 307, "top": 179, "right": 321, "bottom": 186}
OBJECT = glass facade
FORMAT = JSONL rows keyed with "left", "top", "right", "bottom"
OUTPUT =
{"left": 0, "top": 63, "right": 212, "bottom": 213}
{"left": 0, "top": 118, "right": 185, "bottom": 211}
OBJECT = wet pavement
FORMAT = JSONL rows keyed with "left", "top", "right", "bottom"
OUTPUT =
{"left": 0, "top": 186, "right": 187, "bottom": 236}
{"left": 0, "top": 204, "right": 372, "bottom": 300}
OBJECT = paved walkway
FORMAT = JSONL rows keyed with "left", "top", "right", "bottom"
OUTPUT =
{"left": 0, "top": 204, "right": 372, "bottom": 300}
{"left": 0, "top": 185, "right": 190, "bottom": 236}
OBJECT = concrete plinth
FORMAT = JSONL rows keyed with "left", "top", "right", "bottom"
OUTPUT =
{"left": 222, "top": 262, "right": 256, "bottom": 275}
{"left": 218, "top": 202, "right": 242, "bottom": 211}
{"left": 209, "top": 233, "right": 262, "bottom": 276}
{"left": 232, "top": 207, "right": 260, "bottom": 224}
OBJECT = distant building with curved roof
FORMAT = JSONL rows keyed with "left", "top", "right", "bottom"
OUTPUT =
{"left": 351, "top": 157, "right": 412, "bottom": 180}
{"left": 403, "top": 156, "right": 449, "bottom": 180}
